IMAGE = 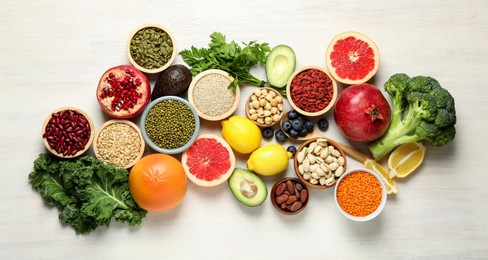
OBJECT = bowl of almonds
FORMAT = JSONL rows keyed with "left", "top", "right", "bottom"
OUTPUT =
{"left": 294, "top": 137, "right": 347, "bottom": 189}
{"left": 270, "top": 177, "right": 309, "bottom": 215}
{"left": 245, "top": 87, "right": 284, "bottom": 127}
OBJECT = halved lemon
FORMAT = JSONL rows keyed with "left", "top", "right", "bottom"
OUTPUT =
{"left": 388, "top": 142, "right": 426, "bottom": 178}
{"left": 364, "top": 159, "right": 398, "bottom": 194}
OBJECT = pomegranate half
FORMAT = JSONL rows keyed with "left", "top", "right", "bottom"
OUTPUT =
{"left": 96, "top": 65, "right": 150, "bottom": 119}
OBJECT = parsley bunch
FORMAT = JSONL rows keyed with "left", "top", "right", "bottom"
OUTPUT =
{"left": 180, "top": 32, "right": 284, "bottom": 94}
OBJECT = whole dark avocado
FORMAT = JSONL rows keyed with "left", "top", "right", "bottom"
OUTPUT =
{"left": 152, "top": 64, "right": 192, "bottom": 100}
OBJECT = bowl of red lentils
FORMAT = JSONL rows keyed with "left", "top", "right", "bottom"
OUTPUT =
{"left": 41, "top": 107, "right": 95, "bottom": 158}
{"left": 334, "top": 168, "right": 387, "bottom": 222}
{"left": 286, "top": 66, "right": 338, "bottom": 117}
{"left": 188, "top": 69, "right": 240, "bottom": 121}
{"left": 93, "top": 120, "right": 145, "bottom": 169}
{"left": 140, "top": 96, "right": 200, "bottom": 154}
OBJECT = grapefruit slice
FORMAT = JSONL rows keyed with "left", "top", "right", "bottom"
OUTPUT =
{"left": 181, "top": 134, "right": 236, "bottom": 187}
{"left": 326, "top": 31, "right": 380, "bottom": 85}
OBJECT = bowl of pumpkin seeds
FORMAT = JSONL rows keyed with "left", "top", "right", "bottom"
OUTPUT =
{"left": 127, "top": 24, "right": 176, "bottom": 74}
{"left": 140, "top": 96, "right": 200, "bottom": 154}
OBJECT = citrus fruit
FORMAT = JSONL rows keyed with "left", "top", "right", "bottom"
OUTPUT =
{"left": 221, "top": 116, "right": 261, "bottom": 154}
{"left": 247, "top": 144, "right": 292, "bottom": 176}
{"left": 181, "top": 134, "right": 236, "bottom": 187}
{"left": 129, "top": 153, "right": 187, "bottom": 212}
{"left": 388, "top": 142, "right": 426, "bottom": 178}
{"left": 326, "top": 31, "right": 380, "bottom": 85}
{"left": 364, "top": 159, "right": 397, "bottom": 195}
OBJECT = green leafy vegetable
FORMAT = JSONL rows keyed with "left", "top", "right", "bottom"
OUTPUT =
{"left": 180, "top": 32, "right": 285, "bottom": 94}
{"left": 29, "top": 153, "right": 147, "bottom": 235}
{"left": 368, "top": 74, "right": 457, "bottom": 160}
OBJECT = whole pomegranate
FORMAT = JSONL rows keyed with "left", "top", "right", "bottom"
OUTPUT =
{"left": 334, "top": 83, "right": 391, "bottom": 142}
{"left": 96, "top": 65, "right": 150, "bottom": 119}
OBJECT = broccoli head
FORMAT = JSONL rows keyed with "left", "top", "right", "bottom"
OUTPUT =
{"left": 368, "top": 74, "right": 456, "bottom": 160}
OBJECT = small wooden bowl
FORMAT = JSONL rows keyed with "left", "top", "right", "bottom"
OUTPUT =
{"left": 188, "top": 69, "right": 240, "bottom": 121}
{"left": 270, "top": 177, "right": 309, "bottom": 215}
{"left": 93, "top": 120, "right": 145, "bottom": 169}
{"left": 245, "top": 87, "right": 284, "bottom": 127}
{"left": 127, "top": 23, "right": 177, "bottom": 74}
{"left": 279, "top": 110, "right": 319, "bottom": 141}
{"left": 294, "top": 136, "right": 347, "bottom": 189}
{"left": 42, "top": 107, "right": 94, "bottom": 158}
{"left": 286, "top": 66, "right": 338, "bottom": 117}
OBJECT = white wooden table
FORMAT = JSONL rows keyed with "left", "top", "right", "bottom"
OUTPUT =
{"left": 1, "top": 0, "right": 487, "bottom": 259}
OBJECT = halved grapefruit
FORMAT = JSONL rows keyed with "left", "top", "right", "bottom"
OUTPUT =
{"left": 181, "top": 133, "right": 236, "bottom": 187}
{"left": 326, "top": 31, "right": 380, "bottom": 85}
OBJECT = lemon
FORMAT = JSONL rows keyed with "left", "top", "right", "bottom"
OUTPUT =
{"left": 221, "top": 116, "right": 261, "bottom": 154}
{"left": 388, "top": 142, "right": 426, "bottom": 178}
{"left": 247, "top": 144, "right": 292, "bottom": 176}
{"left": 364, "top": 159, "right": 398, "bottom": 195}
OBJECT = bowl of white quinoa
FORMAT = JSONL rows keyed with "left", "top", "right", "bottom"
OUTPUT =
{"left": 188, "top": 69, "right": 240, "bottom": 121}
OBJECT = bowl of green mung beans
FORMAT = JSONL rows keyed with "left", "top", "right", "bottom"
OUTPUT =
{"left": 140, "top": 96, "right": 200, "bottom": 154}
{"left": 127, "top": 24, "right": 177, "bottom": 74}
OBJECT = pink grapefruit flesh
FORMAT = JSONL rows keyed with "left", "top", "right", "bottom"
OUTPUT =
{"left": 181, "top": 134, "right": 236, "bottom": 187}
{"left": 326, "top": 31, "right": 380, "bottom": 85}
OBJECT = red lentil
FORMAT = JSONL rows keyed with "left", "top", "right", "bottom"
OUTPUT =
{"left": 336, "top": 171, "right": 382, "bottom": 217}
{"left": 290, "top": 69, "right": 333, "bottom": 112}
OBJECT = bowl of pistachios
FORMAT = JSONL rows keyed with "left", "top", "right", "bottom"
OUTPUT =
{"left": 294, "top": 137, "right": 347, "bottom": 189}
{"left": 140, "top": 96, "right": 200, "bottom": 154}
{"left": 127, "top": 24, "right": 177, "bottom": 74}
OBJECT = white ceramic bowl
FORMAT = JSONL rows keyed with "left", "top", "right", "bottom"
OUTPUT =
{"left": 334, "top": 168, "right": 387, "bottom": 221}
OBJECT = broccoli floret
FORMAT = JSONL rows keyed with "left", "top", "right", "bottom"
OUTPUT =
{"left": 368, "top": 74, "right": 456, "bottom": 160}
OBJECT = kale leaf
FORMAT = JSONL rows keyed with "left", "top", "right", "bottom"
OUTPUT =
{"left": 29, "top": 153, "right": 147, "bottom": 235}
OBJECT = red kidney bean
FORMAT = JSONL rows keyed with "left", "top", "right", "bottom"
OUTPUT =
{"left": 290, "top": 69, "right": 333, "bottom": 113}
{"left": 43, "top": 109, "right": 90, "bottom": 156}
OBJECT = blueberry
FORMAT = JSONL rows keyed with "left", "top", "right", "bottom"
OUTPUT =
{"left": 296, "top": 115, "right": 305, "bottom": 124}
{"left": 281, "top": 120, "right": 292, "bottom": 133}
{"left": 318, "top": 118, "right": 329, "bottom": 131}
{"left": 289, "top": 128, "right": 298, "bottom": 139}
{"left": 262, "top": 127, "right": 274, "bottom": 139}
{"left": 298, "top": 127, "right": 308, "bottom": 137}
{"left": 288, "top": 110, "right": 299, "bottom": 120}
{"left": 291, "top": 119, "right": 303, "bottom": 131}
{"left": 287, "top": 145, "right": 297, "bottom": 157}
{"left": 304, "top": 120, "right": 314, "bottom": 133}
{"left": 275, "top": 130, "right": 288, "bottom": 142}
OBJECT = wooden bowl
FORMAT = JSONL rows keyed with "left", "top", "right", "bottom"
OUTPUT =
{"left": 93, "top": 120, "right": 145, "bottom": 169}
{"left": 245, "top": 87, "right": 284, "bottom": 127}
{"left": 188, "top": 69, "right": 240, "bottom": 121}
{"left": 294, "top": 136, "right": 347, "bottom": 189}
{"left": 286, "top": 66, "right": 338, "bottom": 117}
{"left": 127, "top": 23, "right": 177, "bottom": 74}
{"left": 41, "top": 107, "right": 94, "bottom": 158}
{"left": 270, "top": 177, "right": 309, "bottom": 215}
{"left": 279, "top": 110, "right": 319, "bottom": 141}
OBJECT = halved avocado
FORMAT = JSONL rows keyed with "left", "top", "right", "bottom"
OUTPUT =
{"left": 228, "top": 168, "right": 267, "bottom": 207}
{"left": 265, "top": 45, "right": 296, "bottom": 88}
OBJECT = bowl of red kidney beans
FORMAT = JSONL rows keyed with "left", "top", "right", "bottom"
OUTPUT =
{"left": 286, "top": 66, "right": 338, "bottom": 117}
{"left": 41, "top": 107, "right": 95, "bottom": 158}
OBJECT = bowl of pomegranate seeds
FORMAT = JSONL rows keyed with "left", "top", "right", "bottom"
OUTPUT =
{"left": 41, "top": 107, "right": 95, "bottom": 158}
{"left": 286, "top": 66, "right": 338, "bottom": 117}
